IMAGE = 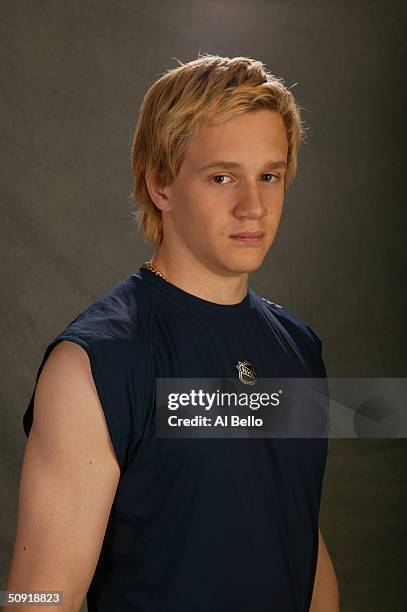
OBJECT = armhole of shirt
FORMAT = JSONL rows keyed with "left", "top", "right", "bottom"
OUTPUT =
{"left": 23, "top": 334, "right": 126, "bottom": 473}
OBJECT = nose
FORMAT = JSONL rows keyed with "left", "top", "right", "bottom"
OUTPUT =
{"left": 232, "top": 182, "right": 268, "bottom": 220}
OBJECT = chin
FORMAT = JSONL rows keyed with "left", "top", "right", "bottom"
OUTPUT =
{"left": 235, "top": 263, "right": 262, "bottom": 274}
{"left": 224, "top": 254, "right": 265, "bottom": 274}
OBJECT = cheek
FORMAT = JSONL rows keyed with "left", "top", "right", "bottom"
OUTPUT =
{"left": 174, "top": 202, "right": 215, "bottom": 240}
{"left": 173, "top": 184, "right": 230, "bottom": 237}
{"left": 267, "top": 194, "right": 284, "bottom": 217}
{"left": 188, "top": 198, "right": 222, "bottom": 230}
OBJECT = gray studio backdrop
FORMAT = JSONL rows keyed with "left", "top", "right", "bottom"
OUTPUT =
{"left": 1, "top": 1, "right": 406, "bottom": 610}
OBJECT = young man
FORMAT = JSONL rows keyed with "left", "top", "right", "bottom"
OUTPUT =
{"left": 6, "top": 54, "right": 339, "bottom": 611}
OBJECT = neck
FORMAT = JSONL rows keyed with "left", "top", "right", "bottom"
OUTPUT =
{"left": 149, "top": 244, "right": 249, "bottom": 306}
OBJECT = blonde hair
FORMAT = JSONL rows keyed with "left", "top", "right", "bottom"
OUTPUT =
{"left": 129, "top": 53, "right": 305, "bottom": 246}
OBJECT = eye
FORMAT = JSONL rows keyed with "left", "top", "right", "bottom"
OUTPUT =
{"left": 211, "top": 175, "right": 232, "bottom": 184}
{"left": 262, "top": 173, "right": 279, "bottom": 182}
{"left": 211, "top": 173, "right": 280, "bottom": 185}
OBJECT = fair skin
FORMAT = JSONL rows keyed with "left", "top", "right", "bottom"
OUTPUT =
{"left": 4, "top": 341, "right": 121, "bottom": 611}
{"left": 148, "top": 108, "right": 288, "bottom": 305}
{"left": 5, "top": 108, "right": 339, "bottom": 610}
{"left": 310, "top": 528, "right": 341, "bottom": 611}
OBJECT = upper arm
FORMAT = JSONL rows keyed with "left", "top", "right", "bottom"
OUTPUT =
{"left": 5, "top": 340, "right": 121, "bottom": 611}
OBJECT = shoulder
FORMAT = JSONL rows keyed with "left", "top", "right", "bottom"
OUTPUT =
{"left": 62, "top": 271, "right": 150, "bottom": 345}
{"left": 50, "top": 271, "right": 153, "bottom": 407}
{"left": 40, "top": 272, "right": 153, "bottom": 386}
{"left": 23, "top": 272, "right": 152, "bottom": 470}
{"left": 254, "top": 294, "right": 324, "bottom": 370}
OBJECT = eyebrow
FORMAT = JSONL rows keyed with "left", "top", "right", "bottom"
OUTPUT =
{"left": 195, "top": 159, "right": 288, "bottom": 173}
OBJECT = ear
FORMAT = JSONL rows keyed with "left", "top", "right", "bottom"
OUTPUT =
{"left": 145, "top": 169, "right": 173, "bottom": 213}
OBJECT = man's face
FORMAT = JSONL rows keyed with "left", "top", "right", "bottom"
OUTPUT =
{"left": 160, "top": 108, "right": 289, "bottom": 275}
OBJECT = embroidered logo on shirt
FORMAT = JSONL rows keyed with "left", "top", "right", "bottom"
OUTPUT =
{"left": 236, "top": 361, "right": 256, "bottom": 385}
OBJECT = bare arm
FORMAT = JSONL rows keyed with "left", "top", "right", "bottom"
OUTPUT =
{"left": 4, "top": 341, "right": 121, "bottom": 611}
{"left": 309, "top": 528, "right": 340, "bottom": 611}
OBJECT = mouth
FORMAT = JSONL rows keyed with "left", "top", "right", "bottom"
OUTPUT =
{"left": 229, "top": 231, "right": 265, "bottom": 243}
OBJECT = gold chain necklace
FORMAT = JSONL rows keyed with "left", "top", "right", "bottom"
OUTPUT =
{"left": 142, "top": 260, "right": 168, "bottom": 281}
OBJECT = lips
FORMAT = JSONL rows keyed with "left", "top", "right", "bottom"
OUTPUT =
{"left": 230, "top": 231, "right": 264, "bottom": 238}
{"left": 229, "top": 231, "right": 265, "bottom": 243}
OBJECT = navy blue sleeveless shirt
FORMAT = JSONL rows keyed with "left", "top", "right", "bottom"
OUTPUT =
{"left": 23, "top": 265, "right": 329, "bottom": 612}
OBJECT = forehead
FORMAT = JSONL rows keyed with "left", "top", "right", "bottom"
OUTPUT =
{"left": 184, "top": 109, "right": 288, "bottom": 169}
